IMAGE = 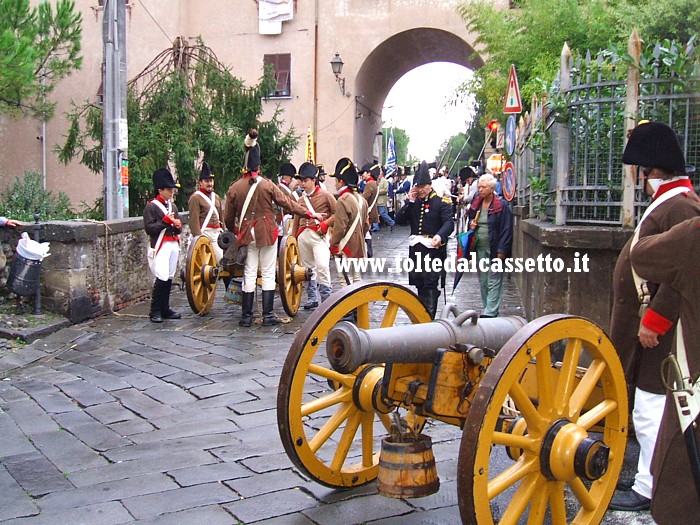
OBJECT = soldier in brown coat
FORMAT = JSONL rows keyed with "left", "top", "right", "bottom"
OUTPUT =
{"left": 608, "top": 121, "right": 700, "bottom": 511}
{"left": 329, "top": 158, "right": 368, "bottom": 284}
{"left": 631, "top": 216, "right": 700, "bottom": 524}
{"left": 361, "top": 162, "right": 380, "bottom": 231}
{"left": 223, "top": 130, "right": 323, "bottom": 327}
{"left": 188, "top": 162, "right": 224, "bottom": 262}
{"left": 292, "top": 162, "right": 337, "bottom": 307}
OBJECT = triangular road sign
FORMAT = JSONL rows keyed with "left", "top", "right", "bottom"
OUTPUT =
{"left": 504, "top": 64, "right": 522, "bottom": 114}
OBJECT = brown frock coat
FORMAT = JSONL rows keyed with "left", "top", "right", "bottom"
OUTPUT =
{"left": 187, "top": 190, "right": 223, "bottom": 236}
{"left": 330, "top": 189, "right": 368, "bottom": 258}
{"left": 223, "top": 175, "right": 309, "bottom": 248}
{"left": 631, "top": 216, "right": 700, "bottom": 525}
{"left": 363, "top": 178, "right": 380, "bottom": 225}
{"left": 610, "top": 190, "right": 700, "bottom": 394}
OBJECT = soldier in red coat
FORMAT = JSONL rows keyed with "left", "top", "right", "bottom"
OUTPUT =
{"left": 223, "top": 130, "right": 324, "bottom": 327}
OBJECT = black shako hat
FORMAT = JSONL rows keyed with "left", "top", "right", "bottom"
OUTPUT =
{"left": 199, "top": 162, "right": 214, "bottom": 181}
{"left": 360, "top": 162, "right": 380, "bottom": 178}
{"left": 413, "top": 161, "right": 432, "bottom": 186}
{"left": 279, "top": 162, "right": 296, "bottom": 178}
{"left": 153, "top": 167, "right": 180, "bottom": 190}
{"left": 622, "top": 121, "right": 686, "bottom": 173}
{"left": 317, "top": 164, "right": 326, "bottom": 177}
{"left": 332, "top": 157, "right": 358, "bottom": 187}
{"left": 297, "top": 162, "right": 319, "bottom": 180}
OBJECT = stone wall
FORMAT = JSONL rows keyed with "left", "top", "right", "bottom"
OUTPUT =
{"left": 0, "top": 215, "right": 191, "bottom": 323}
{"left": 512, "top": 207, "right": 632, "bottom": 332}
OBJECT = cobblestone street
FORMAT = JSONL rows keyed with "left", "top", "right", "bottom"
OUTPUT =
{"left": 0, "top": 225, "right": 650, "bottom": 524}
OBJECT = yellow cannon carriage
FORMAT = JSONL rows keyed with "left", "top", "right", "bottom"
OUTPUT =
{"left": 184, "top": 232, "right": 309, "bottom": 316}
{"left": 277, "top": 281, "right": 628, "bottom": 525}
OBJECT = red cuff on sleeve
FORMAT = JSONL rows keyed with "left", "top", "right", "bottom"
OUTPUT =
{"left": 330, "top": 245, "right": 340, "bottom": 255}
{"left": 319, "top": 221, "right": 328, "bottom": 234}
{"left": 162, "top": 214, "right": 173, "bottom": 225}
{"left": 306, "top": 211, "right": 313, "bottom": 219}
{"left": 641, "top": 309, "right": 674, "bottom": 335}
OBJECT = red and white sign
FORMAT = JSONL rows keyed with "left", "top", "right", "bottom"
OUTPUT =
{"left": 486, "top": 154, "right": 506, "bottom": 174}
{"left": 503, "top": 65, "right": 523, "bottom": 114}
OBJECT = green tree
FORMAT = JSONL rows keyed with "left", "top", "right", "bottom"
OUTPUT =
{"left": 381, "top": 126, "right": 410, "bottom": 167}
{"left": 56, "top": 39, "right": 298, "bottom": 215}
{"left": 0, "top": 0, "right": 82, "bottom": 118}
{"left": 457, "top": 0, "right": 700, "bottom": 123}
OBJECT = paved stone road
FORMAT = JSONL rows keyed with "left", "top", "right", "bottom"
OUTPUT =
{"left": 0, "top": 226, "right": 652, "bottom": 524}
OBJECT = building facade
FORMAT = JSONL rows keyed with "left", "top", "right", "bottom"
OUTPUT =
{"left": 0, "top": 0, "right": 499, "bottom": 210}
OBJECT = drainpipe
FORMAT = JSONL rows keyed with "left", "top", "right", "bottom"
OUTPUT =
{"left": 313, "top": 0, "right": 319, "bottom": 158}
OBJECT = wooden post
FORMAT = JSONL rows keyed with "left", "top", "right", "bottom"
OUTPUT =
{"left": 554, "top": 43, "right": 572, "bottom": 225}
{"left": 622, "top": 29, "right": 641, "bottom": 228}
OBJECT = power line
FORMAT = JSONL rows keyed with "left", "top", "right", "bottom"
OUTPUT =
{"left": 138, "top": 0, "right": 172, "bottom": 44}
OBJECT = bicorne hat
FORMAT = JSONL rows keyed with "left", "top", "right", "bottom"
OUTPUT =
{"left": 332, "top": 157, "right": 358, "bottom": 187}
{"left": 622, "top": 121, "right": 686, "bottom": 173}
{"left": 360, "top": 162, "right": 380, "bottom": 178}
{"left": 297, "top": 162, "right": 319, "bottom": 180}
{"left": 153, "top": 167, "right": 180, "bottom": 191}
{"left": 413, "top": 161, "right": 432, "bottom": 186}
{"left": 279, "top": 162, "right": 296, "bottom": 178}
{"left": 199, "top": 162, "right": 214, "bottom": 181}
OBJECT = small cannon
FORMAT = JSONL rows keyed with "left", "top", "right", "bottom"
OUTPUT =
{"left": 277, "top": 282, "right": 628, "bottom": 525}
{"left": 184, "top": 233, "right": 309, "bottom": 316}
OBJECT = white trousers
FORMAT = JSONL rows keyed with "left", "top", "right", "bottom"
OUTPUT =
{"left": 243, "top": 240, "right": 276, "bottom": 293}
{"left": 632, "top": 387, "right": 666, "bottom": 498}
{"left": 148, "top": 240, "right": 179, "bottom": 281}
{"left": 201, "top": 227, "right": 223, "bottom": 263}
{"left": 297, "top": 229, "right": 331, "bottom": 287}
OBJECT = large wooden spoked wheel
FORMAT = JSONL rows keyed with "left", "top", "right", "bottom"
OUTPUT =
{"left": 277, "top": 281, "right": 431, "bottom": 488}
{"left": 277, "top": 235, "right": 307, "bottom": 317}
{"left": 185, "top": 235, "right": 219, "bottom": 315}
{"left": 458, "top": 315, "right": 628, "bottom": 525}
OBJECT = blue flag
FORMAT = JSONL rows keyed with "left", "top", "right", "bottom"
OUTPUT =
{"left": 386, "top": 128, "right": 397, "bottom": 177}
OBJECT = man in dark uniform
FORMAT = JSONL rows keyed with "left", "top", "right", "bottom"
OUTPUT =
{"left": 144, "top": 168, "right": 183, "bottom": 323}
{"left": 395, "top": 161, "right": 454, "bottom": 319}
{"left": 609, "top": 121, "right": 700, "bottom": 511}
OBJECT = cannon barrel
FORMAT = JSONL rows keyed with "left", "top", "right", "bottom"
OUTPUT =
{"left": 326, "top": 312, "right": 527, "bottom": 374}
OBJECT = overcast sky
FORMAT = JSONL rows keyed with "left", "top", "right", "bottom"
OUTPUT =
{"left": 383, "top": 62, "right": 475, "bottom": 162}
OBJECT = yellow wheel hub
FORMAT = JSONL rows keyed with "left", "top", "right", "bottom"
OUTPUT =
{"left": 458, "top": 314, "right": 628, "bottom": 525}
{"left": 277, "top": 282, "right": 430, "bottom": 488}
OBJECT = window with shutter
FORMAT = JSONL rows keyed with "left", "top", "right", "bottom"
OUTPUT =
{"left": 264, "top": 53, "right": 291, "bottom": 98}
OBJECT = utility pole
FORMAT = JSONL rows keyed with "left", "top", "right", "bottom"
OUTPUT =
{"left": 102, "top": 0, "right": 129, "bottom": 219}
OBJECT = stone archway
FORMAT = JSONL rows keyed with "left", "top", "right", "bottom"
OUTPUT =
{"left": 352, "top": 27, "right": 484, "bottom": 164}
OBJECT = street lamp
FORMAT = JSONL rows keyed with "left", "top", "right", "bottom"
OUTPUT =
{"left": 330, "top": 53, "right": 347, "bottom": 96}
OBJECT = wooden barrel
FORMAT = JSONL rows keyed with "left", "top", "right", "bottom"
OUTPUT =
{"left": 377, "top": 434, "right": 440, "bottom": 498}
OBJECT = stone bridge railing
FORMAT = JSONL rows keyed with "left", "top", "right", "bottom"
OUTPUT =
{"left": 0, "top": 214, "right": 191, "bottom": 323}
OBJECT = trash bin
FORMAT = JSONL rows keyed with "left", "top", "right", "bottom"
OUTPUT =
{"left": 7, "top": 253, "right": 42, "bottom": 296}
{"left": 6, "top": 232, "right": 50, "bottom": 297}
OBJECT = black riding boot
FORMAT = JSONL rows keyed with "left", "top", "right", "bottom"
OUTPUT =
{"left": 149, "top": 279, "right": 167, "bottom": 323}
{"left": 161, "top": 279, "right": 181, "bottom": 319}
{"left": 262, "top": 290, "right": 281, "bottom": 326}
{"left": 418, "top": 287, "right": 440, "bottom": 320}
{"left": 239, "top": 292, "right": 254, "bottom": 327}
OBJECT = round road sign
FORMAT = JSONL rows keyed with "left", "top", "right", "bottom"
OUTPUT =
{"left": 502, "top": 162, "right": 516, "bottom": 201}
{"left": 505, "top": 115, "right": 516, "bottom": 156}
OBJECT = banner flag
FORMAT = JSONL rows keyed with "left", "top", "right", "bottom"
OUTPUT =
{"left": 386, "top": 128, "right": 397, "bottom": 177}
{"left": 305, "top": 126, "right": 315, "bottom": 164}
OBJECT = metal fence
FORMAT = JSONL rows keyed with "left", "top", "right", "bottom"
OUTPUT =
{"left": 514, "top": 32, "right": 700, "bottom": 227}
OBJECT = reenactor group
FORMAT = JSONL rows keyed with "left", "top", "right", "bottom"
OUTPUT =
{"left": 142, "top": 127, "right": 495, "bottom": 326}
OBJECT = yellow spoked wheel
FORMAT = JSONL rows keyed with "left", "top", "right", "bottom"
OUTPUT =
{"left": 185, "top": 235, "right": 219, "bottom": 315}
{"left": 458, "top": 315, "right": 628, "bottom": 525}
{"left": 277, "top": 281, "right": 431, "bottom": 488}
{"left": 278, "top": 235, "right": 307, "bottom": 317}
